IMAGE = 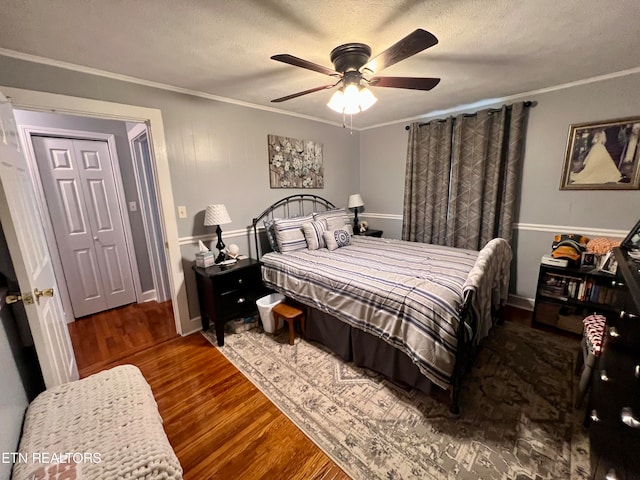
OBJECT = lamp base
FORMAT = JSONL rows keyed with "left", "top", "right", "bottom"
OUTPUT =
{"left": 353, "top": 209, "right": 360, "bottom": 232}
{"left": 214, "top": 225, "right": 226, "bottom": 264}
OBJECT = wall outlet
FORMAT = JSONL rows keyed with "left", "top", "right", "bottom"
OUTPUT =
{"left": 177, "top": 206, "right": 187, "bottom": 218}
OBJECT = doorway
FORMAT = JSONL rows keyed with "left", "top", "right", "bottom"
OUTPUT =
{"left": 3, "top": 85, "right": 188, "bottom": 338}
{"left": 14, "top": 109, "right": 172, "bottom": 328}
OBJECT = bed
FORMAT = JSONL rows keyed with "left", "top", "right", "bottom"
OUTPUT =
{"left": 252, "top": 195, "right": 512, "bottom": 414}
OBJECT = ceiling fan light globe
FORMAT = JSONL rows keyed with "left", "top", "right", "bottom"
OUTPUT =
{"left": 344, "top": 103, "right": 360, "bottom": 115}
{"left": 358, "top": 87, "right": 377, "bottom": 112}
{"left": 327, "top": 90, "right": 345, "bottom": 113}
{"left": 343, "top": 84, "right": 361, "bottom": 113}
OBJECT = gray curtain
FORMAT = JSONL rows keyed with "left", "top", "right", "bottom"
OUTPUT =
{"left": 402, "top": 102, "right": 527, "bottom": 250}
{"left": 402, "top": 118, "right": 453, "bottom": 244}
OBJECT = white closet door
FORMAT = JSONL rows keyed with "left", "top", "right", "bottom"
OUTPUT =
{"left": 32, "top": 136, "right": 136, "bottom": 317}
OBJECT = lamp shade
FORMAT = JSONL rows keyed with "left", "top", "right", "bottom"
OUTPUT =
{"left": 348, "top": 194, "right": 364, "bottom": 209}
{"left": 204, "top": 204, "right": 231, "bottom": 226}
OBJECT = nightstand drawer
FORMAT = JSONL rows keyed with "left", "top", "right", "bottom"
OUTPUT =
{"left": 213, "top": 265, "right": 262, "bottom": 295}
{"left": 220, "top": 288, "right": 263, "bottom": 318}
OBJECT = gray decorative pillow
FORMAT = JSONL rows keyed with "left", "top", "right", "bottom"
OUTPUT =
{"left": 302, "top": 218, "right": 328, "bottom": 250}
{"left": 314, "top": 208, "right": 354, "bottom": 235}
{"left": 263, "top": 218, "right": 280, "bottom": 252}
{"left": 273, "top": 214, "right": 314, "bottom": 253}
{"left": 323, "top": 227, "right": 352, "bottom": 251}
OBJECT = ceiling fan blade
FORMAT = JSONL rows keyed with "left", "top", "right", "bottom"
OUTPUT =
{"left": 271, "top": 54, "right": 340, "bottom": 76}
{"left": 368, "top": 76, "right": 441, "bottom": 91}
{"left": 361, "top": 29, "right": 438, "bottom": 74}
{"left": 271, "top": 84, "right": 337, "bottom": 103}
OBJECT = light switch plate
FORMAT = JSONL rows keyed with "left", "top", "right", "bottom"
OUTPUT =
{"left": 177, "top": 206, "right": 187, "bottom": 218}
{"left": 128, "top": 201, "right": 137, "bottom": 212}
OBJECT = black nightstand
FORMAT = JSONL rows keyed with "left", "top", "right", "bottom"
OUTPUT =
{"left": 354, "top": 229, "right": 383, "bottom": 238}
{"left": 193, "top": 258, "right": 271, "bottom": 346}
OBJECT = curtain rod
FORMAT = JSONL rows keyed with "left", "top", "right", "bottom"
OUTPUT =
{"left": 404, "top": 100, "right": 534, "bottom": 130}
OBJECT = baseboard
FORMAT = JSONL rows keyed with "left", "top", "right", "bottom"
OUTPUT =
{"left": 182, "top": 316, "right": 203, "bottom": 336}
{"left": 506, "top": 294, "right": 534, "bottom": 311}
{"left": 142, "top": 290, "right": 157, "bottom": 302}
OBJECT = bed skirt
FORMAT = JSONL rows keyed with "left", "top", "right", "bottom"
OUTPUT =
{"left": 305, "top": 307, "right": 436, "bottom": 396}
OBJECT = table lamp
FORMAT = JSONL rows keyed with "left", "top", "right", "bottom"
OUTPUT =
{"left": 204, "top": 204, "right": 232, "bottom": 263}
{"left": 348, "top": 194, "right": 364, "bottom": 232}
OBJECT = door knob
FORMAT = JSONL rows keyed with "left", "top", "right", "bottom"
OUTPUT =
{"left": 34, "top": 288, "right": 54, "bottom": 299}
{"left": 6, "top": 292, "right": 34, "bottom": 305}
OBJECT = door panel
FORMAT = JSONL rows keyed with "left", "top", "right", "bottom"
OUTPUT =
{"left": 0, "top": 93, "right": 78, "bottom": 387}
{"left": 87, "top": 179, "right": 112, "bottom": 231}
{"left": 32, "top": 136, "right": 136, "bottom": 317}
{"left": 58, "top": 179, "right": 88, "bottom": 234}
{"left": 33, "top": 137, "right": 106, "bottom": 317}
{"left": 75, "top": 248, "right": 102, "bottom": 300}
{"left": 73, "top": 139, "right": 136, "bottom": 307}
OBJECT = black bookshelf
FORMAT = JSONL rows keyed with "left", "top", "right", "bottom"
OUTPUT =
{"left": 532, "top": 263, "right": 621, "bottom": 334}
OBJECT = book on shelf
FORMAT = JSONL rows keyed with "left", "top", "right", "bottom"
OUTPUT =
{"left": 539, "top": 271, "right": 617, "bottom": 306}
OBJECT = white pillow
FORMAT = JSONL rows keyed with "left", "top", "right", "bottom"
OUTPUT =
{"left": 302, "top": 218, "right": 328, "bottom": 250}
{"left": 323, "top": 227, "right": 352, "bottom": 251}
{"left": 314, "top": 208, "right": 353, "bottom": 235}
{"left": 273, "top": 215, "right": 313, "bottom": 253}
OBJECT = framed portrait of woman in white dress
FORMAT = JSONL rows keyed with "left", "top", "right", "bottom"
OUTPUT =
{"left": 560, "top": 117, "right": 640, "bottom": 190}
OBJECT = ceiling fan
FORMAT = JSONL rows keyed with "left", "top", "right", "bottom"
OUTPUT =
{"left": 270, "top": 29, "right": 441, "bottom": 114}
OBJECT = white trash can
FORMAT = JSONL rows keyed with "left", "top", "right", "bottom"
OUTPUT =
{"left": 256, "top": 293, "right": 285, "bottom": 333}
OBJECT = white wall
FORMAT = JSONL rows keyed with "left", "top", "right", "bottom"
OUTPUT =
{"left": 360, "top": 72, "right": 640, "bottom": 304}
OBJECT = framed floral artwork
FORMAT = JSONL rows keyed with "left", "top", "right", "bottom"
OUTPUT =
{"left": 268, "top": 134, "right": 324, "bottom": 189}
{"left": 560, "top": 116, "right": 640, "bottom": 190}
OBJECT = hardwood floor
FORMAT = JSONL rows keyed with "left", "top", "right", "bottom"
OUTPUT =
{"left": 68, "top": 302, "right": 349, "bottom": 480}
{"left": 68, "top": 300, "right": 178, "bottom": 374}
{"left": 68, "top": 302, "right": 540, "bottom": 480}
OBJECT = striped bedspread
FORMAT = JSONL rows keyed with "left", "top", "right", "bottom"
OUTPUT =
{"left": 261, "top": 236, "right": 511, "bottom": 388}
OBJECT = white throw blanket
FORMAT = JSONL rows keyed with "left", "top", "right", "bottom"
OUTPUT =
{"left": 11, "top": 365, "right": 182, "bottom": 480}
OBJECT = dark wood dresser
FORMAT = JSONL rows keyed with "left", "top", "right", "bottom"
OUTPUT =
{"left": 588, "top": 247, "right": 640, "bottom": 480}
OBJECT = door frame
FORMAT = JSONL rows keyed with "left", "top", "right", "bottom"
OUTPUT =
{"left": 19, "top": 126, "right": 144, "bottom": 319}
{"left": 127, "top": 122, "right": 171, "bottom": 303}
{"left": 1, "top": 85, "right": 187, "bottom": 335}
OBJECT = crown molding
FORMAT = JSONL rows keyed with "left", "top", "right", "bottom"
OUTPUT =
{"left": 4, "top": 48, "right": 639, "bottom": 134}
{"left": 361, "top": 66, "right": 640, "bottom": 130}
{"left": 0, "top": 48, "right": 344, "bottom": 128}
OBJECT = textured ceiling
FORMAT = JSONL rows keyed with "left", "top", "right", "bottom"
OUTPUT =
{"left": 0, "top": 0, "right": 638, "bottom": 129}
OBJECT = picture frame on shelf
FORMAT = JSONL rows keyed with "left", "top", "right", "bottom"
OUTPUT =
{"left": 621, "top": 217, "right": 640, "bottom": 252}
{"left": 560, "top": 116, "right": 640, "bottom": 190}
{"left": 598, "top": 251, "right": 618, "bottom": 275}
{"left": 580, "top": 252, "right": 597, "bottom": 270}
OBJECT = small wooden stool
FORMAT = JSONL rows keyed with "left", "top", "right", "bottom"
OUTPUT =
{"left": 272, "top": 303, "right": 305, "bottom": 345}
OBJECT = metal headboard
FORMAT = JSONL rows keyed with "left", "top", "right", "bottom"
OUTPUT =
{"left": 252, "top": 194, "right": 337, "bottom": 260}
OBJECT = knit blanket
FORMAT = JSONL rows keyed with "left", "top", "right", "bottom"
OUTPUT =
{"left": 11, "top": 365, "right": 182, "bottom": 480}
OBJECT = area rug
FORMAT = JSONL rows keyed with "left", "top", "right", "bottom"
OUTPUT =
{"left": 203, "top": 322, "right": 590, "bottom": 480}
